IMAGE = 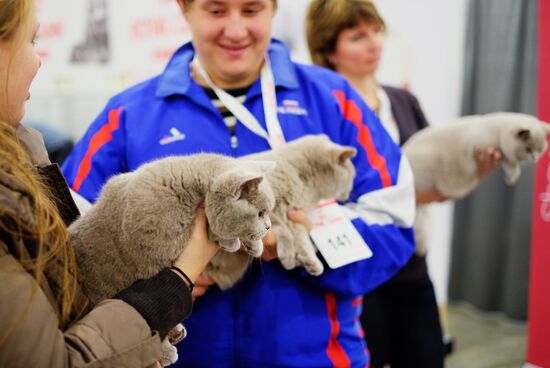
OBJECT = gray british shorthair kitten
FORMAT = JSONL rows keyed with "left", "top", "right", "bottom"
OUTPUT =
{"left": 403, "top": 112, "right": 550, "bottom": 198}
{"left": 208, "top": 134, "right": 357, "bottom": 285}
{"left": 69, "top": 154, "right": 275, "bottom": 303}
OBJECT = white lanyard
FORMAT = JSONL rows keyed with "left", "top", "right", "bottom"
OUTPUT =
{"left": 191, "top": 55, "right": 286, "bottom": 149}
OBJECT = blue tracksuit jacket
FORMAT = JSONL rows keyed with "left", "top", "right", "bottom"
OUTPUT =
{"left": 62, "top": 40, "right": 416, "bottom": 368}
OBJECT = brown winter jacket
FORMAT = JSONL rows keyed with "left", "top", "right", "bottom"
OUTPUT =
{"left": 0, "top": 125, "right": 192, "bottom": 367}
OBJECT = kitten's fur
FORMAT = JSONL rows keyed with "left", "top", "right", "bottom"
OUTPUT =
{"left": 207, "top": 135, "right": 357, "bottom": 285}
{"left": 403, "top": 112, "right": 550, "bottom": 198}
{"left": 69, "top": 154, "right": 275, "bottom": 303}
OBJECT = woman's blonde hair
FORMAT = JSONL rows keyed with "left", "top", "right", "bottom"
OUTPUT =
{"left": 0, "top": 0, "right": 35, "bottom": 102}
{"left": 0, "top": 121, "right": 86, "bottom": 335}
{"left": 306, "top": 0, "right": 385, "bottom": 69}
{"left": 0, "top": 0, "right": 86, "bottom": 337}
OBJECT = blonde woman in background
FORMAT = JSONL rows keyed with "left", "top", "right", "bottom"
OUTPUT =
{"left": 306, "top": 1, "right": 501, "bottom": 367}
{"left": 0, "top": 0, "right": 219, "bottom": 366}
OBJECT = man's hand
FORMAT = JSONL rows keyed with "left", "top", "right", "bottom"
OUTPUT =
{"left": 416, "top": 189, "right": 448, "bottom": 204}
{"left": 260, "top": 208, "right": 313, "bottom": 261}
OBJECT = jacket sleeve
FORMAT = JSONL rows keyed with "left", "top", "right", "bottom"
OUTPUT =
{"left": 298, "top": 82, "right": 416, "bottom": 296}
{"left": 0, "top": 247, "right": 162, "bottom": 368}
{"left": 61, "top": 102, "right": 127, "bottom": 203}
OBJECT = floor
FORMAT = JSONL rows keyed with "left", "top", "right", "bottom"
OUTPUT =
{"left": 445, "top": 302, "right": 527, "bottom": 368}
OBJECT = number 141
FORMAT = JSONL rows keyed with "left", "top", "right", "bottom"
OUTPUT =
{"left": 327, "top": 234, "right": 352, "bottom": 250}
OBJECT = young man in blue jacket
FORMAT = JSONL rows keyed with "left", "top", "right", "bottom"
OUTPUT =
{"left": 62, "top": 0, "right": 416, "bottom": 366}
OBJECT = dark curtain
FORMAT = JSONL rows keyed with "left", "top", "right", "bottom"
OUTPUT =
{"left": 448, "top": 0, "right": 538, "bottom": 320}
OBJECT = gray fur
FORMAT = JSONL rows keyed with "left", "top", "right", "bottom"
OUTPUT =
{"left": 208, "top": 135, "right": 357, "bottom": 284}
{"left": 69, "top": 153, "right": 275, "bottom": 303}
{"left": 403, "top": 112, "right": 550, "bottom": 198}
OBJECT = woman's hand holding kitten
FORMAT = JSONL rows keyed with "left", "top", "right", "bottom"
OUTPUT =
{"left": 415, "top": 146, "right": 502, "bottom": 205}
{"left": 474, "top": 146, "right": 502, "bottom": 179}
{"left": 172, "top": 205, "right": 219, "bottom": 289}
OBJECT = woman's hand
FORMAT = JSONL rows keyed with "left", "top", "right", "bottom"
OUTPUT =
{"left": 172, "top": 204, "right": 219, "bottom": 288}
{"left": 261, "top": 208, "right": 313, "bottom": 261}
{"left": 474, "top": 146, "right": 502, "bottom": 179}
{"left": 191, "top": 274, "right": 216, "bottom": 301}
{"left": 416, "top": 189, "right": 448, "bottom": 204}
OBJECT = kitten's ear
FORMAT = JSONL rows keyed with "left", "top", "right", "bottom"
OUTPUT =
{"left": 517, "top": 129, "right": 531, "bottom": 141}
{"left": 213, "top": 170, "right": 265, "bottom": 199}
{"left": 336, "top": 147, "right": 357, "bottom": 164}
{"left": 231, "top": 174, "right": 265, "bottom": 199}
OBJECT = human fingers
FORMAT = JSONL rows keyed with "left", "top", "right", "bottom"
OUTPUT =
{"left": 188, "top": 206, "right": 219, "bottom": 258}
{"left": 191, "top": 274, "right": 216, "bottom": 300}
{"left": 475, "top": 146, "right": 501, "bottom": 179}
{"left": 287, "top": 208, "right": 313, "bottom": 231}
{"left": 261, "top": 229, "right": 278, "bottom": 261}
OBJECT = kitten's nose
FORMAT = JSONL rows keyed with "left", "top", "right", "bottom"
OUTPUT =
{"left": 265, "top": 216, "right": 272, "bottom": 230}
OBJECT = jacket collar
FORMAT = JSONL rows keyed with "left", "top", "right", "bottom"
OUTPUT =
{"left": 155, "top": 38, "right": 299, "bottom": 99}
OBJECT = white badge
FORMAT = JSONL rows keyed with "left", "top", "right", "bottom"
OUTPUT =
{"left": 308, "top": 200, "right": 373, "bottom": 269}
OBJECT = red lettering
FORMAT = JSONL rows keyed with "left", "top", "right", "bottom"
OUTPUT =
{"left": 38, "top": 21, "right": 64, "bottom": 39}
{"left": 131, "top": 16, "right": 189, "bottom": 40}
{"left": 37, "top": 49, "right": 49, "bottom": 61}
{"left": 153, "top": 48, "right": 177, "bottom": 62}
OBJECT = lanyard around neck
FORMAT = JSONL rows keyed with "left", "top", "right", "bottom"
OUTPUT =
{"left": 191, "top": 55, "right": 285, "bottom": 149}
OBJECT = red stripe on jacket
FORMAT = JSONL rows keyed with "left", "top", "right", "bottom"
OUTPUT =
{"left": 72, "top": 107, "right": 122, "bottom": 192}
{"left": 333, "top": 90, "right": 392, "bottom": 188}
{"left": 325, "top": 292, "right": 351, "bottom": 368}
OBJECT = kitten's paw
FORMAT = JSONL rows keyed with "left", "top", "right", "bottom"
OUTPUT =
{"left": 300, "top": 255, "right": 324, "bottom": 276}
{"left": 168, "top": 323, "right": 187, "bottom": 345}
{"left": 504, "top": 171, "right": 520, "bottom": 185}
{"left": 278, "top": 252, "right": 298, "bottom": 270}
{"left": 502, "top": 163, "right": 521, "bottom": 185}
{"left": 242, "top": 239, "right": 264, "bottom": 257}
{"left": 219, "top": 238, "right": 241, "bottom": 253}
{"left": 160, "top": 338, "right": 179, "bottom": 366}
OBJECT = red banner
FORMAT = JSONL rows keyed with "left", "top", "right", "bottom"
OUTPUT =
{"left": 526, "top": 0, "right": 550, "bottom": 366}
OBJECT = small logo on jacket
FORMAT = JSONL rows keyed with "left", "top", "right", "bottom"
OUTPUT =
{"left": 160, "top": 128, "right": 186, "bottom": 145}
{"left": 277, "top": 99, "right": 308, "bottom": 116}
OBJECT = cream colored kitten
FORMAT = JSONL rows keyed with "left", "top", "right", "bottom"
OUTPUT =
{"left": 403, "top": 112, "right": 550, "bottom": 198}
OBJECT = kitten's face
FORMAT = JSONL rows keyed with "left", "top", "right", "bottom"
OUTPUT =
{"left": 206, "top": 164, "right": 275, "bottom": 253}
{"left": 505, "top": 122, "right": 550, "bottom": 163}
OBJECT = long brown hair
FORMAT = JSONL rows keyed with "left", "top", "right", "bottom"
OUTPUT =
{"left": 0, "top": 0, "right": 86, "bottom": 338}
{"left": 0, "top": 121, "right": 86, "bottom": 333}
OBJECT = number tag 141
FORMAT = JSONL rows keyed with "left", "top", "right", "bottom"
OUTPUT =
{"left": 308, "top": 200, "right": 373, "bottom": 269}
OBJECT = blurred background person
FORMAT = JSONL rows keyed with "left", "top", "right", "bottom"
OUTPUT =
{"left": 306, "top": 1, "right": 501, "bottom": 367}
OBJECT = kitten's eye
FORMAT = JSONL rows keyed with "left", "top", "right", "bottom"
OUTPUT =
{"left": 258, "top": 211, "right": 265, "bottom": 218}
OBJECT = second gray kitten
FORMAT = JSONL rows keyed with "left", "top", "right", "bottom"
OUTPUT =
{"left": 208, "top": 134, "right": 357, "bottom": 288}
